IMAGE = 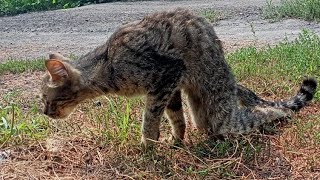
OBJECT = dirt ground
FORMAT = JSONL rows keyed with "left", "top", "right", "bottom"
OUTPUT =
{"left": 1, "top": 69, "right": 319, "bottom": 179}
{"left": 1, "top": 0, "right": 320, "bottom": 62}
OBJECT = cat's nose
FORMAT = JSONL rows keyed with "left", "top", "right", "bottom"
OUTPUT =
{"left": 43, "top": 107, "right": 49, "bottom": 115}
{"left": 43, "top": 107, "right": 56, "bottom": 117}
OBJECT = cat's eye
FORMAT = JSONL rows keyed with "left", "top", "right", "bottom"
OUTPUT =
{"left": 52, "top": 96, "right": 74, "bottom": 105}
{"left": 41, "top": 95, "right": 48, "bottom": 103}
{"left": 54, "top": 97, "right": 73, "bottom": 101}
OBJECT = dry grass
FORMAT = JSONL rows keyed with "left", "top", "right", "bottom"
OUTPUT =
{"left": 1, "top": 32, "right": 320, "bottom": 179}
{"left": 0, "top": 70, "right": 319, "bottom": 179}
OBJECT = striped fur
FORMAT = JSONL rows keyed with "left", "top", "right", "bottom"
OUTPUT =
{"left": 41, "top": 9, "right": 317, "bottom": 147}
{"left": 237, "top": 79, "right": 317, "bottom": 111}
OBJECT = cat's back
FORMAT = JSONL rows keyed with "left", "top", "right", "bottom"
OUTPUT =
{"left": 141, "top": 8, "right": 196, "bottom": 25}
{"left": 107, "top": 9, "right": 215, "bottom": 54}
{"left": 106, "top": 8, "right": 224, "bottom": 75}
{"left": 115, "top": 8, "right": 197, "bottom": 34}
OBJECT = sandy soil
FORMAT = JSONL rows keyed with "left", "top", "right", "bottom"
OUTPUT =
{"left": 1, "top": 0, "right": 320, "bottom": 62}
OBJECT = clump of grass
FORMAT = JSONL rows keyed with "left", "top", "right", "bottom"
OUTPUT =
{"left": 85, "top": 96, "right": 143, "bottom": 145}
{"left": 0, "top": 58, "right": 45, "bottom": 75}
{"left": 227, "top": 30, "right": 320, "bottom": 100}
{"left": 201, "top": 9, "right": 223, "bottom": 24}
{"left": 295, "top": 116, "right": 320, "bottom": 145}
{"left": 0, "top": 90, "right": 49, "bottom": 147}
{"left": 0, "top": 0, "right": 81, "bottom": 16}
{"left": 0, "top": 0, "right": 151, "bottom": 17}
{"left": 263, "top": 0, "right": 320, "bottom": 22}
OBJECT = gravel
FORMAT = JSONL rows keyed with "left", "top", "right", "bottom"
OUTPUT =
{"left": 1, "top": 0, "right": 320, "bottom": 62}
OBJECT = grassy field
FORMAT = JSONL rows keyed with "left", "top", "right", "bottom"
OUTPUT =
{"left": 0, "top": 0, "right": 135, "bottom": 16}
{"left": 0, "top": 0, "right": 80, "bottom": 16}
{"left": 0, "top": 30, "right": 319, "bottom": 179}
{"left": 200, "top": 9, "right": 223, "bottom": 24}
{"left": 264, "top": 0, "right": 320, "bottom": 22}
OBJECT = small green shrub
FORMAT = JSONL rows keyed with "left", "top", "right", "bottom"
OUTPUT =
{"left": 0, "top": 58, "right": 44, "bottom": 74}
{"left": 227, "top": 30, "right": 320, "bottom": 100}
{"left": 201, "top": 9, "right": 223, "bottom": 24}
{"left": 264, "top": 0, "right": 320, "bottom": 22}
{"left": 0, "top": 91, "right": 49, "bottom": 146}
{"left": 0, "top": 0, "right": 137, "bottom": 16}
{"left": 0, "top": 0, "right": 81, "bottom": 16}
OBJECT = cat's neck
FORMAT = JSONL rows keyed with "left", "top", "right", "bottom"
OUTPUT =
{"left": 73, "top": 43, "right": 108, "bottom": 72}
{"left": 71, "top": 43, "right": 109, "bottom": 95}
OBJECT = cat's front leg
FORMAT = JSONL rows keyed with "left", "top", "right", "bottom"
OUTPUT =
{"left": 141, "top": 94, "right": 170, "bottom": 148}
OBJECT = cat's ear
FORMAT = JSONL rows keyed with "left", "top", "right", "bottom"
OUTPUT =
{"left": 45, "top": 59, "right": 69, "bottom": 82}
{"left": 49, "top": 53, "right": 71, "bottom": 61}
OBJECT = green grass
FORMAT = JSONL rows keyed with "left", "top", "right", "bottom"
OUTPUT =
{"left": 0, "top": 0, "right": 155, "bottom": 16}
{"left": 0, "top": 58, "right": 44, "bottom": 74}
{"left": 0, "top": 0, "right": 81, "bottom": 16}
{"left": 86, "top": 96, "right": 143, "bottom": 145}
{"left": 227, "top": 29, "right": 320, "bottom": 100}
{"left": 295, "top": 116, "right": 320, "bottom": 145}
{"left": 201, "top": 9, "right": 223, "bottom": 24}
{"left": 263, "top": 0, "right": 320, "bottom": 22}
{"left": 0, "top": 90, "right": 49, "bottom": 147}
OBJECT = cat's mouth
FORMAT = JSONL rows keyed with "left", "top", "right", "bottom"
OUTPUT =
{"left": 43, "top": 102, "right": 76, "bottom": 119}
{"left": 44, "top": 108, "right": 71, "bottom": 119}
{"left": 46, "top": 114, "right": 59, "bottom": 119}
{"left": 44, "top": 111, "right": 62, "bottom": 119}
{"left": 46, "top": 112, "right": 70, "bottom": 119}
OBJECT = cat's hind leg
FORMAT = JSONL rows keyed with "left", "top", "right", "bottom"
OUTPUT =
{"left": 184, "top": 89, "right": 210, "bottom": 132}
{"left": 165, "top": 90, "right": 186, "bottom": 142}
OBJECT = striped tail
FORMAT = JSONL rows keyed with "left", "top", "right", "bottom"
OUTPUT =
{"left": 237, "top": 78, "right": 317, "bottom": 111}
{"left": 219, "top": 78, "right": 317, "bottom": 134}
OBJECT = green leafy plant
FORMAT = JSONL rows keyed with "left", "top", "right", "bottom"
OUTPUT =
{"left": 0, "top": 0, "right": 147, "bottom": 16}
{"left": 0, "top": 58, "right": 44, "bottom": 74}
{"left": 227, "top": 30, "right": 320, "bottom": 100}
{"left": 0, "top": 91, "right": 49, "bottom": 146}
{"left": 264, "top": 0, "right": 320, "bottom": 22}
{"left": 201, "top": 9, "right": 223, "bottom": 23}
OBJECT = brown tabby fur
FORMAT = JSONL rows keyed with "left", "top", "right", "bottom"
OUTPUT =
{"left": 41, "top": 9, "right": 317, "bottom": 147}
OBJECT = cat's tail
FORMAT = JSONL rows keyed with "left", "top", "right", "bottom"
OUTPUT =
{"left": 237, "top": 78, "right": 317, "bottom": 111}
{"left": 219, "top": 78, "right": 317, "bottom": 134}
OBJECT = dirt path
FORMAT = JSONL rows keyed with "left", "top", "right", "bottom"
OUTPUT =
{"left": 1, "top": 0, "right": 320, "bottom": 62}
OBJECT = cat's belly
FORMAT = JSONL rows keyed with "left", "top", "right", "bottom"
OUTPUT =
{"left": 111, "top": 84, "right": 147, "bottom": 97}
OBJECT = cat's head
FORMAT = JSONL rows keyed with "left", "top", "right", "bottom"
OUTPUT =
{"left": 41, "top": 53, "right": 83, "bottom": 119}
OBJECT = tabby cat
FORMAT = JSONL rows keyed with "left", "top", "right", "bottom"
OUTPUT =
{"left": 41, "top": 9, "right": 317, "bottom": 146}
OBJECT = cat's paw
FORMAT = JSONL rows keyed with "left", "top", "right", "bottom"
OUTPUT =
{"left": 141, "top": 136, "right": 158, "bottom": 152}
{"left": 140, "top": 141, "right": 156, "bottom": 153}
{"left": 168, "top": 135, "right": 185, "bottom": 149}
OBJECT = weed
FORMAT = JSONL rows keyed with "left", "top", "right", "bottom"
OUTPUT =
{"left": 201, "top": 9, "right": 223, "bottom": 24}
{"left": 227, "top": 30, "right": 320, "bottom": 100}
{"left": 0, "top": 0, "right": 81, "bottom": 16}
{"left": 263, "top": 0, "right": 320, "bottom": 22}
{"left": 0, "top": 58, "right": 44, "bottom": 75}
{"left": 0, "top": 0, "right": 156, "bottom": 16}
{"left": 83, "top": 96, "right": 143, "bottom": 146}
{"left": 0, "top": 91, "right": 49, "bottom": 147}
